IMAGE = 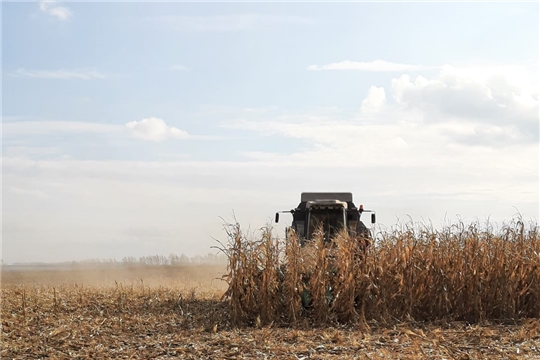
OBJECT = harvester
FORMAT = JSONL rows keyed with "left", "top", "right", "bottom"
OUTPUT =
{"left": 275, "top": 192, "right": 376, "bottom": 244}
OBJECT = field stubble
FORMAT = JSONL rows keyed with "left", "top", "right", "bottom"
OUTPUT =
{"left": 2, "top": 219, "right": 540, "bottom": 359}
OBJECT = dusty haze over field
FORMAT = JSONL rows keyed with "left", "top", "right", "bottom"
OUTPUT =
{"left": 2, "top": 2, "right": 539, "bottom": 264}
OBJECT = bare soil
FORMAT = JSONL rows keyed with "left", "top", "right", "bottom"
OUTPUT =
{"left": 2, "top": 265, "right": 540, "bottom": 359}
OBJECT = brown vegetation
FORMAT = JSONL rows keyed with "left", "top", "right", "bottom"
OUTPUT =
{"left": 221, "top": 219, "right": 540, "bottom": 327}
{"left": 2, "top": 219, "right": 540, "bottom": 358}
{"left": 3, "top": 278, "right": 540, "bottom": 358}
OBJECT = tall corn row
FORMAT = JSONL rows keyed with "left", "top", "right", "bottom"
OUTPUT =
{"left": 222, "top": 219, "right": 540, "bottom": 326}
{"left": 220, "top": 222, "right": 259, "bottom": 325}
{"left": 308, "top": 229, "right": 330, "bottom": 324}
{"left": 330, "top": 228, "right": 361, "bottom": 323}
{"left": 257, "top": 225, "right": 280, "bottom": 324}
{"left": 282, "top": 229, "right": 303, "bottom": 323}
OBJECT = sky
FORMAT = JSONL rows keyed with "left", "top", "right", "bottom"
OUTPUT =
{"left": 2, "top": 1, "right": 539, "bottom": 264}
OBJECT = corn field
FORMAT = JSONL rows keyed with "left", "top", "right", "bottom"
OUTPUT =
{"left": 220, "top": 219, "right": 540, "bottom": 327}
{"left": 2, "top": 220, "right": 540, "bottom": 358}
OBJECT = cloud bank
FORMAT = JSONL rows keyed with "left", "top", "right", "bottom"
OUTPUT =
{"left": 4, "top": 61, "right": 537, "bottom": 263}
{"left": 225, "top": 62, "right": 538, "bottom": 169}
{"left": 391, "top": 64, "right": 538, "bottom": 145}
{"left": 3, "top": 121, "right": 120, "bottom": 135}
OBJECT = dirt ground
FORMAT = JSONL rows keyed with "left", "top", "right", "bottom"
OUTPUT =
{"left": 2, "top": 265, "right": 540, "bottom": 359}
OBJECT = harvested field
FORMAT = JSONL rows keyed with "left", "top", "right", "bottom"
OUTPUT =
{"left": 2, "top": 282, "right": 540, "bottom": 359}
{"left": 2, "top": 219, "right": 540, "bottom": 358}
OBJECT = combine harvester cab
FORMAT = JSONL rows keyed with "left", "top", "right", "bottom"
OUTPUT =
{"left": 275, "top": 192, "right": 376, "bottom": 245}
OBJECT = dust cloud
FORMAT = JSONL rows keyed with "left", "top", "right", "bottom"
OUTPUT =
{"left": 1, "top": 264, "right": 228, "bottom": 292}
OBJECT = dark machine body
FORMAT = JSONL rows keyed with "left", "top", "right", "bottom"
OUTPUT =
{"left": 275, "top": 192, "right": 375, "bottom": 245}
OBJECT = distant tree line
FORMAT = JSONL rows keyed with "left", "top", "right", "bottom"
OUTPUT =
{"left": 4, "top": 253, "right": 227, "bottom": 268}
{"left": 74, "top": 253, "right": 227, "bottom": 267}
{"left": 120, "top": 253, "right": 227, "bottom": 266}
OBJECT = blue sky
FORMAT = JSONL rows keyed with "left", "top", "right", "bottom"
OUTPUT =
{"left": 2, "top": 1, "right": 539, "bottom": 263}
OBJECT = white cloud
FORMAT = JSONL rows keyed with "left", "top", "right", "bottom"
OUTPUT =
{"left": 2, "top": 139, "right": 537, "bottom": 264}
{"left": 221, "top": 116, "right": 537, "bottom": 228}
{"left": 361, "top": 86, "right": 387, "bottom": 114}
{"left": 3, "top": 94, "right": 538, "bottom": 263}
{"left": 4, "top": 61, "right": 538, "bottom": 263}
{"left": 307, "top": 60, "right": 426, "bottom": 72}
{"left": 390, "top": 64, "right": 539, "bottom": 144}
{"left": 3, "top": 119, "right": 216, "bottom": 142}
{"left": 13, "top": 68, "right": 105, "bottom": 80}
{"left": 39, "top": 0, "right": 72, "bottom": 21}
{"left": 169, "top": 65, "right": 190, "bottom": 71}
{"left": 223, "top": 62, "right": 538, "bottom": 166}
{"left": 125, "top": 117, "right": 189, "bottom": 141}
{"left": 151, "top": 14, "right": 313, "bottom": 32}
{"left": 3, "top": 121, "right": 121, "bottom": 135}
